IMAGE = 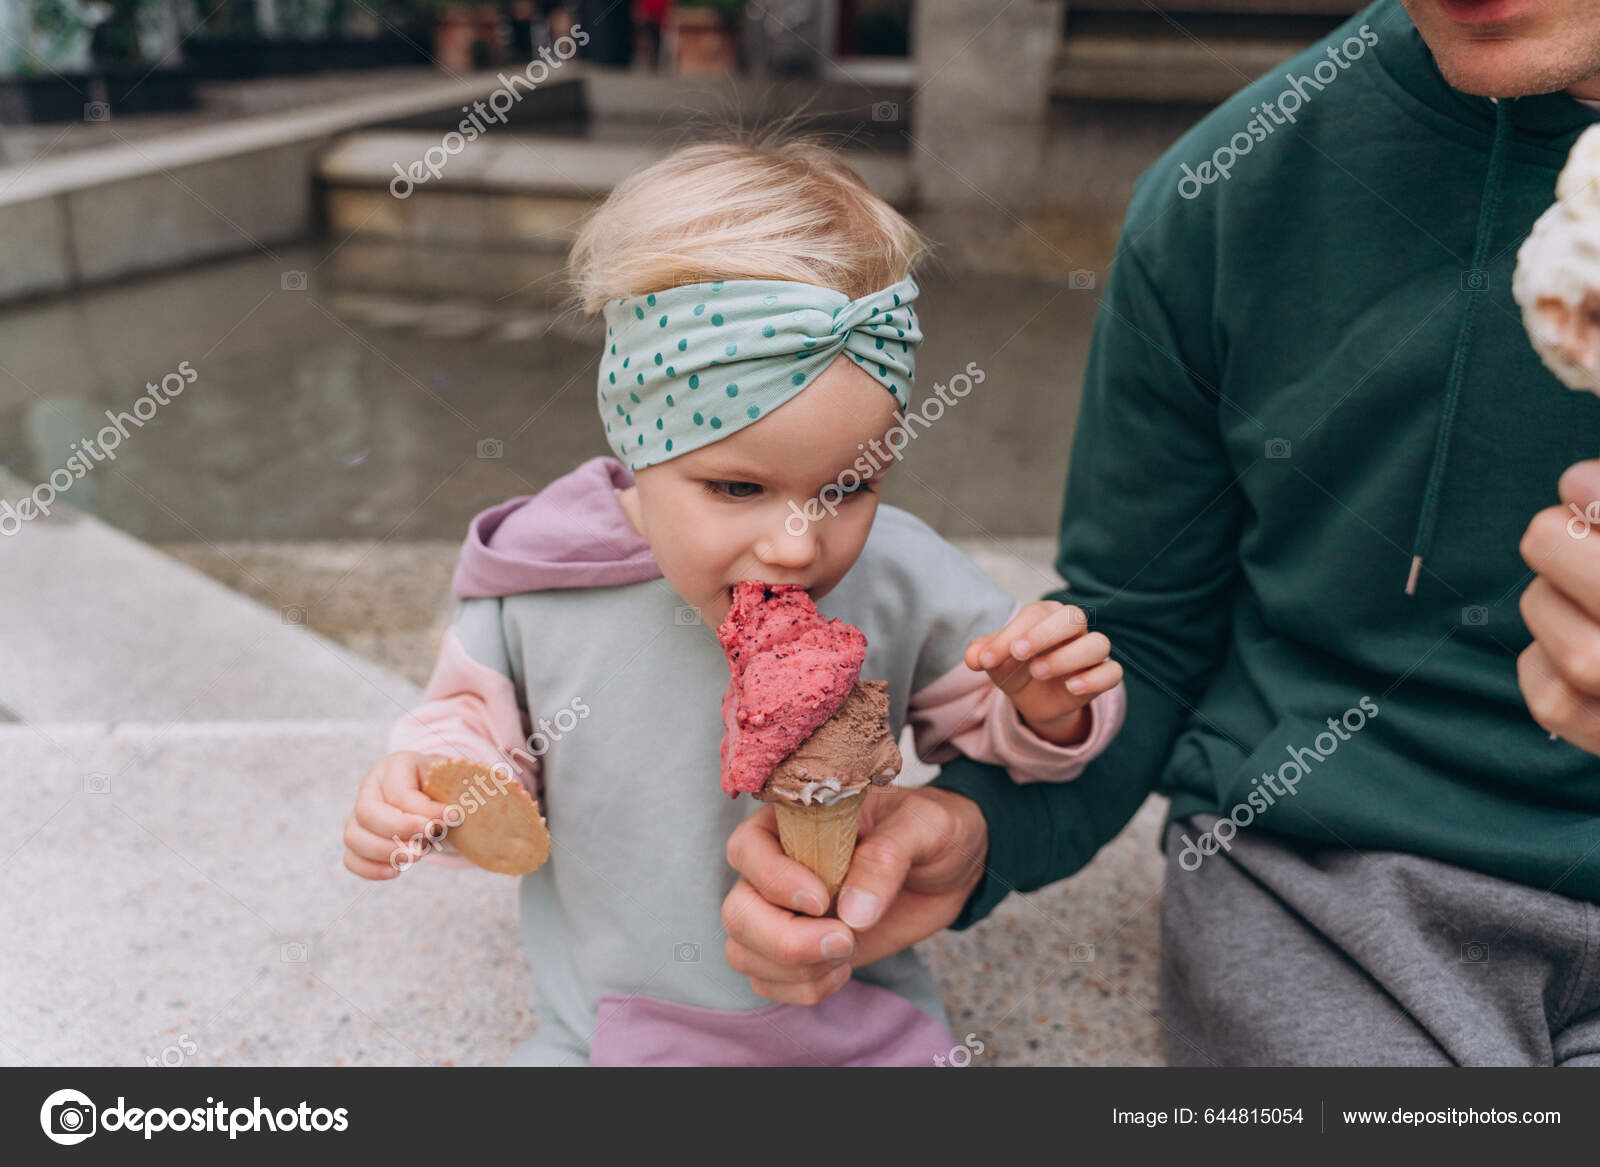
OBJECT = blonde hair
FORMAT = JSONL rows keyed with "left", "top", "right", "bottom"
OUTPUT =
{"left": 566, "top": 131, "right": 930, "bottom": 315}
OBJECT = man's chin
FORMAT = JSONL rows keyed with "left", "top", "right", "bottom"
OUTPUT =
{"left": 1440, "top": 71, "right": 1560, "bottom": 99}
{"left": 1429, "top": 39, "right": 1600, "bottom": 98}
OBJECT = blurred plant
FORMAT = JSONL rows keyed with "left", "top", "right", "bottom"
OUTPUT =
{"left": 275, "top": 0, "right": 316, "bottom": 35}
{"left": 20, "top": 0, "right": 88, "bottom": 72}
{"left": 276, "top": 0, "right": 354, "bottom": 37}
{"left": 189, "top": 0, "right": 260, "bottom": 36}
{"left": 10, "top": 0, "right": 156, "bottom": 72}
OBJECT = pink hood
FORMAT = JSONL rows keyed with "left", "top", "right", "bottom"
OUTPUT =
{"left": 452, "top": 456, "right": 663, "bottom": 599}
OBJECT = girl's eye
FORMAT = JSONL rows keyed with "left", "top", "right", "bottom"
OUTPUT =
{"left": 705, "top": 480, "right": 763, "bottom": 500}
{"left": 831, "top": 477, "right": 876, "bottom": 502}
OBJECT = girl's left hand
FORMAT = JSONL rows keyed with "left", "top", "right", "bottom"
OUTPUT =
{"left": 963, "top": 600, "right": 1122, "bottom": 746}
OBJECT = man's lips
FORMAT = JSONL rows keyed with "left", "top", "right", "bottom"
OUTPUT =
{"left": 1434, "top": 0, "right": 1531, "bottom": 27}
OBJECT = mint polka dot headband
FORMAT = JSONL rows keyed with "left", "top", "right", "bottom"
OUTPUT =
{"left": 598, "top": 276, "right": 921, "bottom": 470}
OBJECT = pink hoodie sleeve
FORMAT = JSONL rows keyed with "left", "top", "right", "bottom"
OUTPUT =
{"left": 906, "top": 610, "right": 1126, "bottom": 784}
{"left": 387, "top": 626, "right": 538, "bottom": 869}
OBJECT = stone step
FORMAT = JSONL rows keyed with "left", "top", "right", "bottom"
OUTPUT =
{"left": 576, "top": 63, "right": 912, "bottom": 134}
{"left": 380, "top": 62, "right": 914, "bottom": 144}
{"left": 0, "top": 69, "right": 551, "bottom": 304}
{"left": 0, "top": 719, "right": 532, "bottom": 1066}
{"left": 318, "top": 129, "right": 915, "bottom": 252}
{"left": 0, "top": 468, "right": 418, "bottom": 725}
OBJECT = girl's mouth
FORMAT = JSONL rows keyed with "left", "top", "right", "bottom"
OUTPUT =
{"left": 727, "top": 580, "right": 812, "bottom": 600}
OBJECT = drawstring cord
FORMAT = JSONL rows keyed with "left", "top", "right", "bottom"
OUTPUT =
{"left": 1406, "top": 98, "right": 1515, "bottom": 595}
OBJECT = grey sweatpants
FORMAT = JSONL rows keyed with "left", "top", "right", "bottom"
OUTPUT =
{"left": 1159, "top": 814, "right": 1600, "bottom": 1066}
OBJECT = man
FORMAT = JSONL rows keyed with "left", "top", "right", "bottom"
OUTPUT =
{"left": 720, "top": 0, "right": 1600, "bottom": 1065}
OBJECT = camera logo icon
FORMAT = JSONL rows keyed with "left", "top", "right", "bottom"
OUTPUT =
{"left": 1068, "top": 269, "right": 1097, "bottom": 291}
{"left": 281, "top": 271, "right": 307, "bottom": 292}
{"left": 40, "top": 1088, "right": 96, "bottom": 1145}
{"left": 673, "top": 605, "right": 702, "bottom": 627}
{"left": 1461, "top": 605, "right": 1489, "bottom": 627}
{"left": 1068, "top": 942, "right": 1096, "bottom": 963}
{"left": 476, "top": 438, "right": 503, "bottom": 460}
{"left": 870, "top": 101, "right": 899, "bottom": 122}
{"left": 281, "top": 605, "right": 308, "bottom": 626}
{"left": 673, "top": 941, "right": 700, "bottom": 963}
{"left": 1460, "top": 269, "right": 1489, "bottom": 292}
{"left": 83, "top": 773, "right": 110, "bottom": 794}
{"left": 1461, "top": 941, "right": 1489, "bottom": 963}
{"left": 1265, "top": 438, "right": 1292, "bottom": 460}
{"left": 84, "top": 102, "right": 110, "bottom": 122}
{"left": 280, "top": 941, "right": 309, "bottom": 963}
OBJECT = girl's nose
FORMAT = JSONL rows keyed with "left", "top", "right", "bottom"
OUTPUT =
{"left": 754, "top": 525, "right": 818, "bottom": 570}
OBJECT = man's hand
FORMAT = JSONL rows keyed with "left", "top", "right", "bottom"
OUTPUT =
{"left": 1518, "top": 458, "right": 1600, "bottom": 754}
{"left": 964, "top": 601, "right": 1121, "bottom": 745}
{"left": 721, "top": 787, "right": 988, "bottom": 1005}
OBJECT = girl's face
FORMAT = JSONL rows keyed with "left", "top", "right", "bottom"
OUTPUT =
{"left": 623, "top": 356, "right": 904, "bottom": 632}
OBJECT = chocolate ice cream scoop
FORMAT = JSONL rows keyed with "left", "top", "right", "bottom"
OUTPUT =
{"left": 760, "top": 680, "right": 903, "bottom": 807}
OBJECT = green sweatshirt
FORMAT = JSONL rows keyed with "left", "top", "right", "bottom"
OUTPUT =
{"left": 933, "top": 0, "right": 1600, "bottom": 926}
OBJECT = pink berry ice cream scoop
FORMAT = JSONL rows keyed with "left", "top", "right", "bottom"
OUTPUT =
{"left": 716, "top": 581, "right": 867, "bottom": 797}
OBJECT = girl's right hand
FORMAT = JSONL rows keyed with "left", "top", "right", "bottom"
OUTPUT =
{"left": 342, "top": 751, "right": 454, "bottom": 880}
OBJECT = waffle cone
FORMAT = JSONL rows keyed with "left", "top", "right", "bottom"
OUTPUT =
{"left": 772, "top": 795, "right": 864, "bottom": 913}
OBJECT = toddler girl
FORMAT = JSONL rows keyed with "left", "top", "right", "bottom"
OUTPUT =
{"left": 341, "top": 137, "right": 1126, "bottom": 1066}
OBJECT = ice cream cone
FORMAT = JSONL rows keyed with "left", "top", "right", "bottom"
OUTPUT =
{"left": 773, "top": 795, "right": 863, "bottom": 913}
